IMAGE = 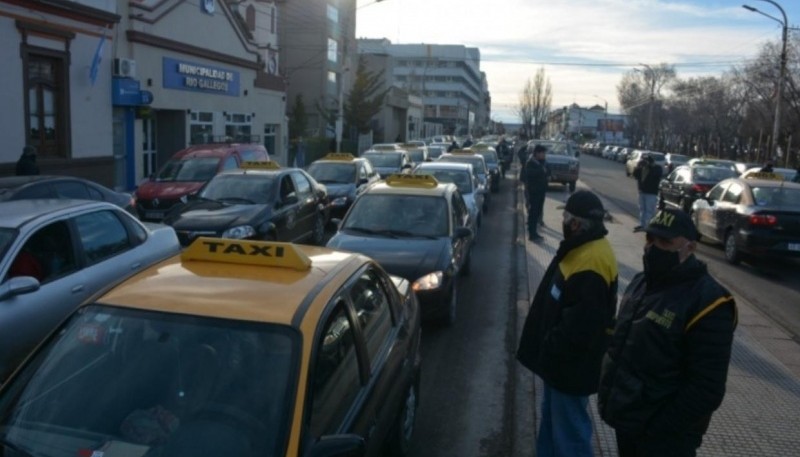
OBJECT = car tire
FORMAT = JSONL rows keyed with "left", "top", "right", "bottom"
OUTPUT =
{"left": 311, "top": 212, "right": 326, "bottom": 245}
{"left": 441, "top": 282, "right": 457, "bottom": 326}
{"left": 385, "top": 380, "right": 419, "bottom": 457}
{"left": 724, "top": 230, "right": 741, "bottom": 264}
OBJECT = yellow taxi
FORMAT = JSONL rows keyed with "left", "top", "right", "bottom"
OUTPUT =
{"left": 0, "top": 239, "right": 422, "bottom": 457}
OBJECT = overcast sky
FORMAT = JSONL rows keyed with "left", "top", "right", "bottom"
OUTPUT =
{"left": 355, "top": 0, "right": 800, "bottom": 124}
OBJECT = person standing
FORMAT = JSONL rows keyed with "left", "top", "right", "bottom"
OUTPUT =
{"left": 598, "top": 208, "right": 737, "bottom": 457}
{"left": 16, "top": 145, "right": 40, "bottom": 176}
{"left": 524, "top": 144, "right": 549, "bottom": 241}
{"left": 633, "top": 153, "right": 662, "bottom": 231}
{"left": 517, "top": 190, "right": 618, "bottom": 457}
{"left": 448, "top": 140, "right": 459, "bottom": 152}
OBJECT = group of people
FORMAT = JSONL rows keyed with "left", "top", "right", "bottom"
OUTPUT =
{"left": 516, "top": 142, "right": 737, "bottom": 457}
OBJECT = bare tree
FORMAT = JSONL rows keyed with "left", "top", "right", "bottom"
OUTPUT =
{"left": 618, "top": 63, "right": 675, "bottom": 149}
{"left": 516, "top": 67, "right": 552, "bottom": 139}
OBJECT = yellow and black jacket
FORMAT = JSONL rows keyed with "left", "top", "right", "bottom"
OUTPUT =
{"left": 598, "top": 256, "right": 737, "bottom": 440}
{"left": 517, "top": 226, "right": 618, "bottom": 395}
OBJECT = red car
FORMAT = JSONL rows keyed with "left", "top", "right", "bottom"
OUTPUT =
{"left": 134, "top": 143, "right": 268, "bottom": 221}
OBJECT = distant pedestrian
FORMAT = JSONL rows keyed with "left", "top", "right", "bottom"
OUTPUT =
{"left": 761, "top": 161, "right": 774, "bottom": 173}
{"left": 16, "top": 145, "right": 40, "bottom": 176}
{"left": 524, "top": 144, "right": 550, "bottom": 241}
{"left": 598, "top": 208, "right": 736, "bottom": 457}
{"left": 462, "top": 136, "right": 473, "bottom": 148}
{"left": 633, "top": 153, "right": 661, "bottom": 231}
{"left": 448, "top": 140, "right": 459, "bottom": 152}
{"left": 518, "top": 190, "right": 618, "bottom": 457}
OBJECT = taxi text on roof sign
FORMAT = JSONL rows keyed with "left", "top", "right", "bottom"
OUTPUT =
{"left": 385, "top": 174, "right": 439, "bottom": 188}
{"left": 181, "top": 237, "right": 311, "bottom": 270}
{"left": 745, "top": 171, "right": 784, "bottom": 181}
{"left": 322, "top": 153, "right": 355, "bottom": 161}
{"left": 241, "top": 160, "right": 281, "bottom": 170}
{"left": 450, "top": 149, "right": 476, "bottom": 154}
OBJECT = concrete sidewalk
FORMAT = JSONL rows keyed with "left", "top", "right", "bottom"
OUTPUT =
{"left": 515, "top": 176, "right": 800, "bottom": 456}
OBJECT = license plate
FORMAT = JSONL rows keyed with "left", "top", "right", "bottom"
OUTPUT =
{"left": 789, "top": 243, "right": 800, "bottom": 252}
{"left": 145, "top": 211, "right": 164, "bottom": 220}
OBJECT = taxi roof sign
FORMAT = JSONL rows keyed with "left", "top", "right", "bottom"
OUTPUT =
{"left": 385, "top": 174, "right": 439, "bottom": 188}
{"left": 181, "top": 237, "right": 311, "bottom": 270}
{"left": 322, "top": 152, "right": 355, "bottom": 161}
{"left": 449, "top": 149, "right": 477, "bottom": 155}
{"left": 743, "top": 171, "right": 784, "bottom": 181}
{"left": 241, "top": 160, "right": 281, "bottom": 170}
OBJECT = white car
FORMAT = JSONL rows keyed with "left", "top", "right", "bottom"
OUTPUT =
{"left": 413, "top": 161, "right": 483, "bottom": 238}
{"left": 0, "top": 199, "right": 180, "bottom": 380}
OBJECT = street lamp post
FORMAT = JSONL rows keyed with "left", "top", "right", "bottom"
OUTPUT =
{"left": 743, "top": 0, "right": 788, "bottom": 161}
{"left": 636, "top": 64, "right": 656, "bottom": 149}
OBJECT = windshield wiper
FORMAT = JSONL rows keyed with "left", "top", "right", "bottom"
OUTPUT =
{"left": 344, "top": 226, "right": 381, "bottom": 235}
{"left": 0, "top": 437, "right": 37, "bottom": 457}
{"left": 217, "top": 197, "right": 256, "bottom": 204}
{"left": 376, "top": 229, "right": 437, "bottom": 239}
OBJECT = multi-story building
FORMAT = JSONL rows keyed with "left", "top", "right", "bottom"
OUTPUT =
{"left": 1, "top": 0, "right": 288, "bottom": 190}
{"left": 544, "top": 103, "right": 627, "bottom": 144}
{"left": 278, "top": 0, "right": 356, "bottom": 140}
{"left": 358, "top": 39, "right": 490, "bottom": 138}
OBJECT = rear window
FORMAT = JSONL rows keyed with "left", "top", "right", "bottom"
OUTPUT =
{"left": 364, "top": 153, "right": 401, "bottom": 167}
{"left": 692, "top": 167, "right": 737, "bottom": 182}
{"left": 751, "top": 186, "right": 800, "bottom": 207}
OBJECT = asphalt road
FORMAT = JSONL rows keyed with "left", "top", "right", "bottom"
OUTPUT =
{"left": 579, "top": 153, "right": 800, "bottom": 340}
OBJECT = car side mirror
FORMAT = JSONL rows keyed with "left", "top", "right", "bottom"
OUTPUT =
{"left": 454, "top": 226, "right": 473, "bottom": 239}
{"left": 283, "top": 194, "right": 299, "bottom": 206}
{"left": 358, "top": 178, "right": 369, "bottom": 186}
{"left": 304, "top": 435, "right": 365, "bottom": 457}
{"left": 331, "top": 218, "right": 343, "bottom": 230}
{"left": 0, "top": 276, "right": 40, "bottom": 301}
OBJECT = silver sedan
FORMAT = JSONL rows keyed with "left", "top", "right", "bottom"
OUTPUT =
{"left": 0, "top": 199, "right": 180, "bottom": 380}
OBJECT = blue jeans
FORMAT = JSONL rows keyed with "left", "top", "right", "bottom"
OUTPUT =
{"left": 537, "top": 382, "right": 593, "bottom": 457}
{"left": 639, "top": 192, "right": 658, "bottom": 227}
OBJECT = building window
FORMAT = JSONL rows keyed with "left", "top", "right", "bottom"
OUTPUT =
{"left": 328, "top": 71, "right": 337, "bottom": 84}
{"left": 327, "top": 38, "right": 337, "bottom": 63}
{"left": 25, "top": 51, "right": 69, "bottom": 158}
{"left": 190, "top": 112, "right": 214, "bottom": 144}
{"left": 225, "top": 112, "right": 252, "bottom": 142}
{"left": 327, "top": 4, "right": 338, "bottom": 22}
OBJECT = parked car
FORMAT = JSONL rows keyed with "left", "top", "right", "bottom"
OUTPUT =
{"left": 162, "top": 161, "right": 329, "bottom": 246}
{"left": 412, "top": 161, "right": 483, "bottom": 236}
{"left": 0, "top": 175, "right": 137, "bottom": 216}
{"left": 528, "top": 140, "right": 580, "bottom": 192}
{"left": 665, "top": 153, "right": 691, "bottom": 173}
{"left": 363, "top": 150, "right": 414, "bottom": 178}
{"left": 685, "top": 158, "right": 738, "bottom": 175}
{"left": 427, "top": 143, "right": 448, "bottom": 160}
{"left": 0, "top": 238, "right": 421, "bottom": 457}
{"left": 436, "top": 151, "right": 491, "bottom": 211}
{"left": 306, "top": 153, "right": 380, "bottom": 219}
{"left": 0, "top": 199, "right": 180, "bottom": 380}
{"left": 470, "top": 144, "right": 502, "bottom": 192}
{"left": 134, "top": 142, "right": 269, "bottom": 222}
{"left": 626, "top": 150, "right": 665, "bottom": 177}
{"left": 658, "top": 165, "right": 738, "bottom": 213}
{"left": 400, "top": 143, "right": 429, "bottom": 163}
{"left": 327, "top": 174, "right": 474, "bottom": 325}
{"left": 692, "top": 175, "right": 800, "bottom": 264}
{"left": 741, "top": 166, "right": 798, "bottom": 183}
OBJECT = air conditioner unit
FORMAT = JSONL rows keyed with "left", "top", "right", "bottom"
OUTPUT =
{"left": 113, "top": 58, "right": 137, "bottom": 78}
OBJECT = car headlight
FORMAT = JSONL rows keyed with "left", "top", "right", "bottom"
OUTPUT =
{"left": 412, "top": 271, "right": 444, "bottom": 291}
{"left": 331, "top": 196, "right": 348, "bottom": 206}
{"left": 222, "top": 225, "right": 256, "bottom": 239}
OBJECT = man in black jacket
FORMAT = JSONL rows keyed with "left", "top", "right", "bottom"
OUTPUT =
{"left": 16, "top": 145, "right": 40, "bottom": 176}
{"left": 524, "top": 144, "right": 550, "bottom": 241}
{"left": 517, "top": 190, "right": 618, "bottom": 457}
{"left": 632, "top": 153, "right": 661, "bottom": 231}
{"left": 598, "top": 208, "right": 737, "bottom": 457}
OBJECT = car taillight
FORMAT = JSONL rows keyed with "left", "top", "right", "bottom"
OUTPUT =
{"left": 691, "top": 184, "right": 710, "bottom": 193}
{"left": 748, "top": 214, "right": 777, "bottom": 226}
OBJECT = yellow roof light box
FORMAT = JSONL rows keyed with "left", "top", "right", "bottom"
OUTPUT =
{"left": 181, "top": 237, "right": 312, "bottom": 270}
{"left": 241, "top": 160, "right": 281, "bottom": 170}
{"left": 744, "top": 171, "right": 784, "bottom": 181}
{"left": 385, "top": 174, "right": 439, "bottom": 188}
{"left": 322, "top": 153, "right": 356, "bottom": 161}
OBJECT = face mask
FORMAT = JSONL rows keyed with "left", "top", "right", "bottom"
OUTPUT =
{"left": 642, "top": 243, "right": 685, "bottom": 281}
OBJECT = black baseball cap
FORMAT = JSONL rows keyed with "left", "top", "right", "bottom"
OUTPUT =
{"left": 645, "top": 208, "right": 699, "bottom": 240}
{"left": 532, "top": 144, "right": 547, "bottom": 154}
{"left": 562, "top": 190, "right": 606, "bottom": 221}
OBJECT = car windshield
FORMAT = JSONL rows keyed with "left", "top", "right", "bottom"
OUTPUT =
{"left": 439, "top": 155, "right": 486, "bottom": 174}
{"left": 364, "top": 153, "right": 401, "bottom": 167}
{"left": 415, "top": 169, "right": 473, "bottom": 194}
{"left": 0, "top": 228, "right": 15, "bottom": 259}
{"left": 200, "top": 174, "right": 276, "bottom": 204}
{"left": 0, "top": 305, "right": 297, "bottom": 457}
{"left": 751, "top": 186, "right": 800, "bottom": 207}
{"left": 343, "top": 194, "right": 448, "bottom": 237}
{"left": 428, "top": 146, "right": 446, "bottom": 159}
{"left": 155, "top": 157, "right": 220, "bottom": 182}
{"left": 475, "top": 150, "right": 498, "bottom": 164}
{"left": 692, "top": 167, "right": 737, "bottom": 182}
{"left": 307, "top": 162, "right": 355, "bottom": 184}
{"left": 406, "top": 149, "right": 426, "bottom": 163}
{"left": 535, "top": 142, "right": 572, "bottom": 156}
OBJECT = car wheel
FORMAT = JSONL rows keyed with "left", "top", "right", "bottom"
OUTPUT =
{"left": 568, "top": 181, "right": 576, "bottom": 193}
{"left": 385, "top": 381, "right": 418, "bottom": 457}
{"left": 311, "top": 213, "right": 326, "bottom": 245}
{"left": 724, "top": 230, "right": 740, "bottom": 264}
{"left": 441, "top": 282, "right": 457, "bottom": 326}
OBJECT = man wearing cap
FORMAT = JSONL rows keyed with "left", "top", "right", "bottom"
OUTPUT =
{"left": 523, "top": 144, "right": 550, "bottom": 241}
{"left": 598, "top": 208, "right": 737, "bottom": 457}
{"left": 517, "top": 190, "right": 618, "bottom": 457}
{"left": 16, "top": 145, "right": 40, "bottom": 176}
{"left": 633, "top": 153, "right": 662, "bottom": 232}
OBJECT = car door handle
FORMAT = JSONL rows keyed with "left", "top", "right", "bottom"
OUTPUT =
{"left": 71, "top": 285, "right": 85, "bottom": 294}
{"left": 131, "top": 262, "right": 141, "bottom": 270}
